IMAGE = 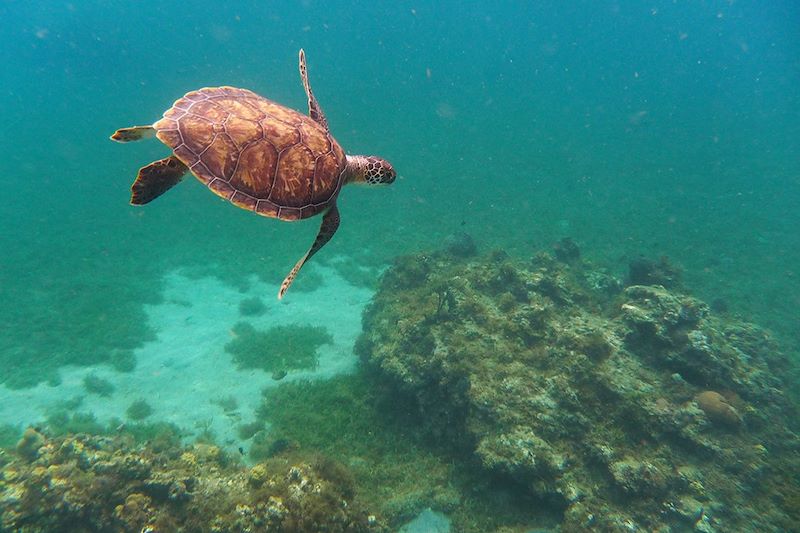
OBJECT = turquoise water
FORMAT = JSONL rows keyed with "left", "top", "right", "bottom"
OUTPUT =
{"left": 0, "top": 1, "right": 798, "bottom": 530}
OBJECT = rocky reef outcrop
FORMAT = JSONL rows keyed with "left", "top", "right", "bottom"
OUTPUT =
{"left": 0, "top": 429, "right": 385, "bottom": 532}
{"left": 356, "top": 246, "right": 800, "bottom": 532}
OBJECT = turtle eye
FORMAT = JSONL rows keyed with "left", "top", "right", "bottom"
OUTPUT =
{"left": 382, "top": 163, "right": 397, "bottom": 184}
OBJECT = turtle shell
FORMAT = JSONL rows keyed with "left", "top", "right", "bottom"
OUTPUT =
{"left": 153, "top": 86, "right": 346, "bottom": 221}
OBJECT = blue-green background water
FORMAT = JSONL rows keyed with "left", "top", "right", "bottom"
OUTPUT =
{"left": 3, "top": 0, "right": 797, "bottom": 382}
{"left": 0, "top": 0, "right": 798, "bottom": 479}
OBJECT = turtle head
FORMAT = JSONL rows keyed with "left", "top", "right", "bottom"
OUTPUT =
{"left": 346, "top": 155, "right": 396, "bottom": 186}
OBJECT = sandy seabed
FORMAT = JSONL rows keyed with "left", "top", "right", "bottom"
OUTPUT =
{"left": 0, "top": 260, "right": 373, "bottom": 454}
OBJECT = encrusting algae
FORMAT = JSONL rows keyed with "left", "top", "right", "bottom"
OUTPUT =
{"left": 356, "top": 240, "right": 800, "bottom": 532}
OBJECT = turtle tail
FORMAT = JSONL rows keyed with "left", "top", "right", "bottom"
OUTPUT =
{"left": 110, "top": 125, "right": 156, "bottom": 143}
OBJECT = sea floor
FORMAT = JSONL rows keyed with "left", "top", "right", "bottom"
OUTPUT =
{"left": 0, "top": 261, "right": 373, "bottom": 455}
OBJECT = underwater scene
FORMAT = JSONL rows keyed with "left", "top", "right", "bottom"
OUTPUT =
{"left": 1, "top": 1, "right": 798, "bottom": 532}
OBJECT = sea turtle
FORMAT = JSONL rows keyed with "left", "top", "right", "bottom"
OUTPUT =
{"left": 111, "top": 49, "right": 396, "bottom": 298}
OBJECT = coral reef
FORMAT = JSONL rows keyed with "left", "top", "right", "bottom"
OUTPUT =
{"left": 0, "top": 429, "right": 385, "bottom": 532}
{"left": 357, "top": 246, "right": 800, "bottom": 532}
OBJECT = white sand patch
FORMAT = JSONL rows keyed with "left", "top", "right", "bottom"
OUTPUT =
{"left": 0, "top": 260, "right": 374, "bottom": 453}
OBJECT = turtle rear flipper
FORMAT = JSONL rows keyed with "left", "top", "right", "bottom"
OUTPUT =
{"left": 130, "top": 156, "right": 187, "bottom": 205}
{"left": 111, "top": 125, "right": 155, "bottom": 143}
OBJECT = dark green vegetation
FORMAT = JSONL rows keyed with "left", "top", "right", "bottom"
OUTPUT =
{"left": 225, "top": 322, "right": 332, "bottom": 373}
{"left": 126, "top": 399, "right": 154, "bottom": 421}
{"left": 238, "top": 296, "right": 267, "bottom": 317}
{"left": 0, "top": 302, "right": 148, "bottom": 389}
{"left": 287, "top": 267, "right": 325, "bottom": 293}
{"left": 0, "top": 430, "right": 385, "bottom": 532}
{"left": 356, "top": 246, "right": 800, "bottom": 532}
{"left": 0, "top": 424, "right": 20, "bottom": 449}
{"left": 236, "top": 419, "right": 264, "bottom": 441}
{"left": 82, "top": 373, "right": 115, "bottom": 397}
{"left": 250, "top": 374, "right": 559, "bottom": 532}
{"left": 328, "top": 255, "right": 381, "bottom": 290}
{"left": 46, "top": 410, "right": 106, "bottom": 437}
{"left": 251, "top": 374, "right": 457, "bottom": 518}
{"left": 211, "top": 395, "right": 239, "bottom": 413}
{"left": 41, "top": 407, "right": 181, "bottom": 453}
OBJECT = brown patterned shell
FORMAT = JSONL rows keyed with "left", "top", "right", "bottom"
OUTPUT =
{"left": 152, "top": 86, "right": 346, "bottom": 221}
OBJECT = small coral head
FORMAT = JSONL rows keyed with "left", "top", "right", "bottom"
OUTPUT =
{"left": 347, "top": 155, "right": 396, "bottom": 185}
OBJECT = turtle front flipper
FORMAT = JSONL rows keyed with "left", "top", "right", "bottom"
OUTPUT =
{"left": 110, "top": 125, "right": 156, "bottom": 143}
{"left": 298, "top": 49, "right": 329, "bottom": 131}
{"left": 130, "top": 155, "right": 188, "bottom": 205}
{"left": 278, "top": 204, "right": 340, "bottom": 299}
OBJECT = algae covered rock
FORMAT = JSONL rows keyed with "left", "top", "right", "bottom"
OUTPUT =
{"left": 357, "top": 247, "right": 800, "bottom": 532}
{"left": 0, "top": 431, "right": 386, "bottom": 532}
